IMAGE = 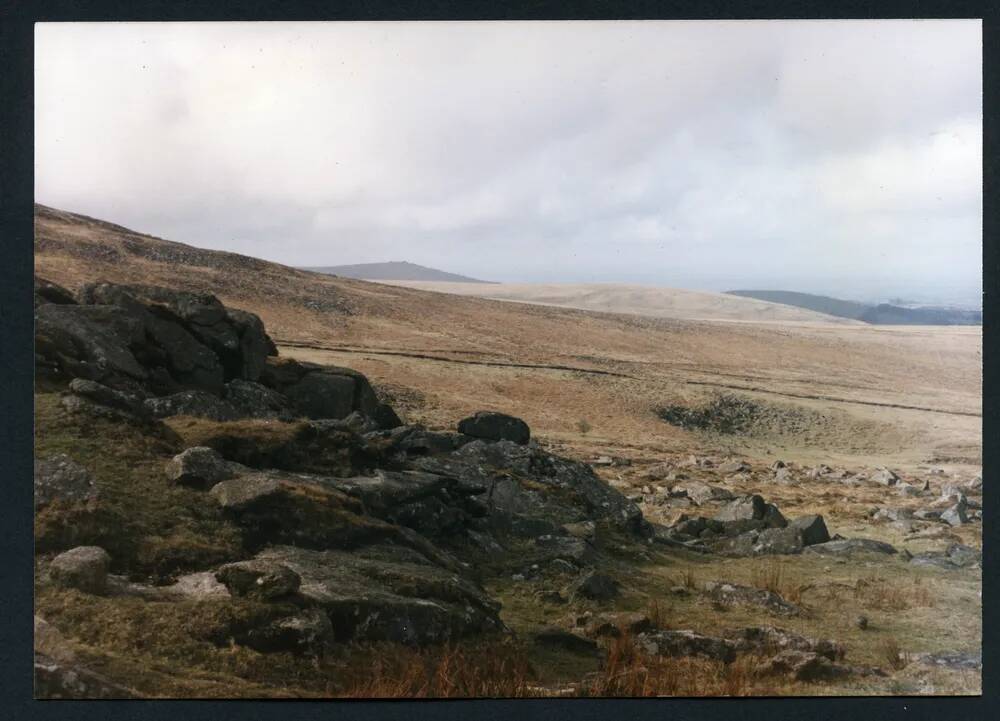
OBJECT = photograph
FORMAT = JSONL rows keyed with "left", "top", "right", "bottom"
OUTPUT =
{"left": 31, "top": 19, "right": 982, "bottom": 698}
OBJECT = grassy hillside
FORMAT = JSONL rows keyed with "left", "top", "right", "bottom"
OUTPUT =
{"left": 304, "top": 261, "right": 492, "bottom": 283}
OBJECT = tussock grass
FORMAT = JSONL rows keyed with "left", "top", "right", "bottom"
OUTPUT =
{"left": 336, "top": 639, "right": 540, "bottom": 698}
{"left": 582, "top": 633, "right": 777, "bottom": 697}
{"left": 750, "top": 560, "right": 806, "bottom": 604}
{"left": 853, "top": 574, "right": 935, "bottom": 612}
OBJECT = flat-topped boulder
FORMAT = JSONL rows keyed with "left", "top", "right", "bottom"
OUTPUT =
{"left": 254, "top": 545, "right": 504, "bottom": 645}
{"left": 804, "top": 538, "right": 897, "bottom": 556}
{"left": 457, "top": 411, "right": 531, "bottom": 444}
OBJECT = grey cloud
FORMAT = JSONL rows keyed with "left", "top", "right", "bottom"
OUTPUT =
{"left": 35, "top": 20, "right": 982, "bottom": 306}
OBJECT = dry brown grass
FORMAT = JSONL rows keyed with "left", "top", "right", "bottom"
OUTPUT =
{"left": 645, "top": 598, "right": 670, "bottom": 630}
{"left": 583, "top": 633, "right": 776, "bottom": 697}
{"left": 750, "top": 560, "right": 806, "bottom": 604}
{"left": 853, "top": 574, "right": 936, "bottom": 612}
{"left": 877, "top": 637, "right": 909, "bottom": 671}
{"left": 335, "top": 639, "right": 541, "bottom": 698}
{"left": 676, "top": 568, "right": 698, "bottom": 590}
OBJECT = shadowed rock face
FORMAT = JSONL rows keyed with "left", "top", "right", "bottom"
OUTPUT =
{"left": 36, "top": 279, "right": 276, "bottom": 395}
{"left": 35, "top": 278, "right": 399, "bottom": 429}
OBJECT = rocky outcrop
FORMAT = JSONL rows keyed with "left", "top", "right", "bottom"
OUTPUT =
{"left": 412, "top": 439, "right": 648, "bottom": 537}
{"left": 34, "top": 280, "right": 400, "bottom": 429}
{"left": 260, "top": 357, "right": 400, "bottom": 426}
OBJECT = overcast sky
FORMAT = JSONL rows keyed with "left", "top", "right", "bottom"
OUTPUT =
{"left": 35, "top": 21, "right": 982, "bottom": 305}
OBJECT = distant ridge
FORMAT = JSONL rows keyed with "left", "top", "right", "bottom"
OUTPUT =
{"left": 727, "top": 290, "right": 982, "bottom": 326}
{"left": 305, "top": 261, "right": 492, "bottom": 283}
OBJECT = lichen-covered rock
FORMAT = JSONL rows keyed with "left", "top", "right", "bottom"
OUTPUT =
{"left": 637, "top": 630, "right": 736, "bottom": 663}
{"left": 63, "top": 378, "right": 148, "bottom": 418}
{"left": 216, "top": 559, "right": 301, "bottom": 600}
{"left": 457, "top": 411, "right": 531, "bottom": 445}
{"left": 35, "top": 303, "right": 149, "bottom": 387}
{"left": 676, "top": 481, "right": 734, "bottom": 505}
{"left": 238, "top": 608, "right": 334, "bottom": 655}
{"left": 871, "top": 467, "right": 900, "bottom": 486}
{"left": 223, "top": 379, "right": 296, "bottom": 420}
{"left": 49, "top": 546, "right": 111, "bottom": 595}
{"left": 804, "top": 538, "right": 897, "bottom": 557}
{"left": 34, "top": 454, "right": 99, "bottom": 510}
{"left": 166, "top": 446, "right": 243, "bottom": 488}
{"left": 143, "top": 390, "right": 240, "bottom": 421}
{"left": 723, "top": 626, "right": 844, "bottom": 661}
{"left": 713, "top": 494, "right": 766, "bottom": 523}
{"left": 415, "top": 439, "right": 647, "bottom": 537}
{"left": 754, "top": 649, "right": 854, "bottom": 681}
{"left": 255, "top": 545, "right": 504, "bottom": 645}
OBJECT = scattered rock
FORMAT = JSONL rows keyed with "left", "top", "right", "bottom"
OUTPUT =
{"left": 789, "top": 515, "right": 831, "bottom": 546}
{"left": 871, "top": 468, "right": 899, "bottom": 486}
{"left": 48, "top": 546, "right": 111, "bottom": 595}
{"left": 678, "top": 481, "right": 734, "bottom": 505}
{"left": 637, "top": 630, "right": 736, "bottom": 663}
{"left": 940, "top": 503, "right": 968, "bottom": 527}
{"left": 723, "top": 626, "right": 844, "bottom": 661}
{"left": 457, "top": 411, "right": 531, "bottom": 445}
{"left": 704, "top": 581, "right": 800, "bottom": 616}
{"left": 713, "top": 494, "right": 766, "bottom": 523}
{"left": 718, "top": 460, "right": 750, "bottom": 474}
{"left": 913, "top": 651, "right": 982, "bottom": 671}
{"left": 569, "top": 571, "right": 620, "bottom": 601}
{"left": 583, "top": 612, "right": 655, "bottom": 639}
{"left": 909, "top": 543, "right": 981, "bottom": 570}
{"left": 855, "top": 615, "right": 869, "bottom": 630}
{"left": 755, "top": 649, "right": 854, "bottom": 681}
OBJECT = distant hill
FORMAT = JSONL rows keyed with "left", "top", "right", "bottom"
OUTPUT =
{"left": 727, "top": 290, "right": 982, "bottom": 326}
{"left": 304, "top": 261, "right": 492, "bottom": 283}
